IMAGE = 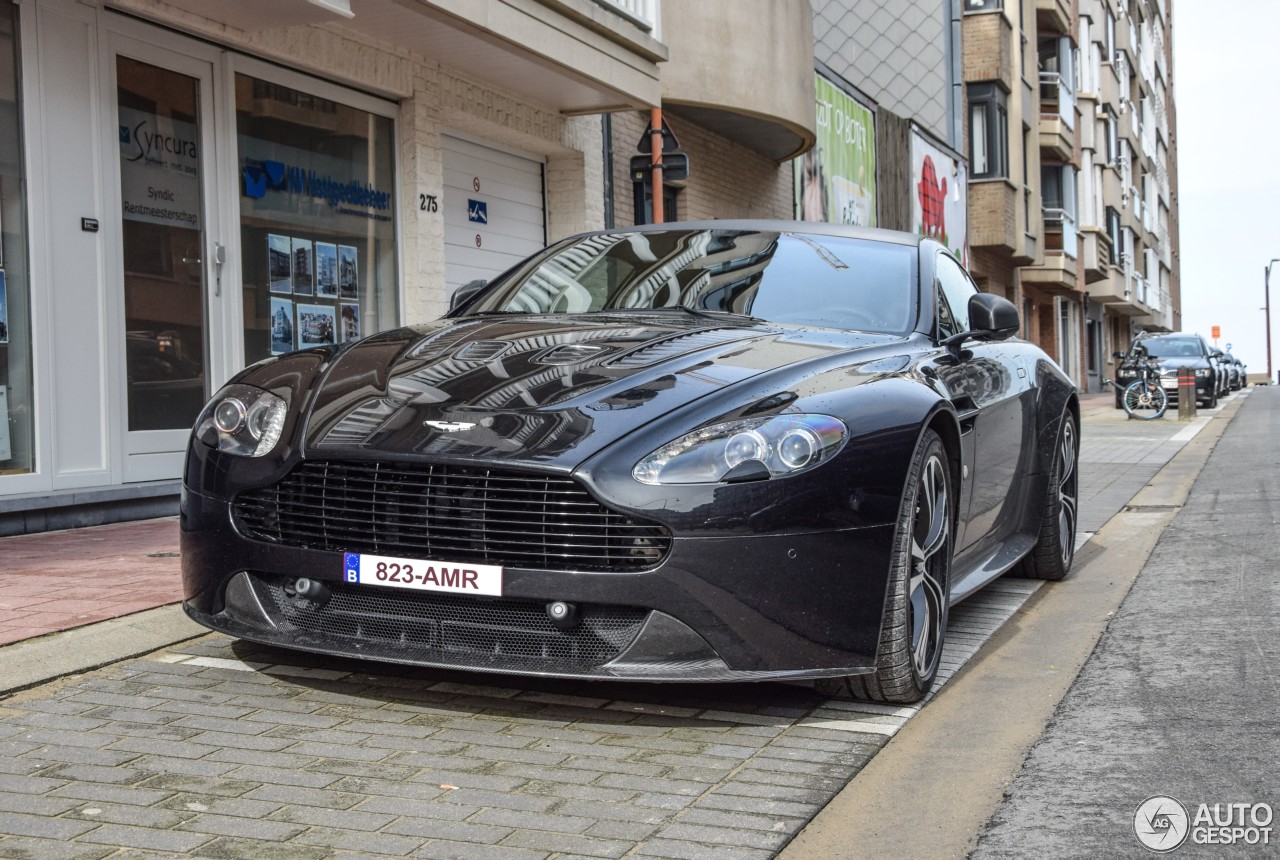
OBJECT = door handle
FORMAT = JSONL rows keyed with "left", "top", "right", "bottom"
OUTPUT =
{"left": 212, "top": 242, "right": 226, "bottom": 297}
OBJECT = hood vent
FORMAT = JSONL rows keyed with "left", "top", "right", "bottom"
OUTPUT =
{"left": 454, "top": 340, "right": 511, "bottom": 363}
{"left": 534, "top": 344, "right": 608, "bottom": 365}
{"left": 608, "top": 328, "right": 757, "bottom": 369}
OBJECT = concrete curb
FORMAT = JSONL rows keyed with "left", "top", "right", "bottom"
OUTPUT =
{"left": 0, "top": 603, "right": 206, "bottom": 697}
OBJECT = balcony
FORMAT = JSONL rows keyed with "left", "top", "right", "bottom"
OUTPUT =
{"left": 1081, "top": 227, "right": 1112, "bottom": 285}
{"left": 1087, "top": 267, "right": 1146, "bottom": 315}
{"left": 1021, "top": 251, "right": 1079, "bottom": 293}
{"left": 1043, "top": 208, "right": 1078, "bottom": 259}
{"left": 659, "top": 1, "right": 815, "bottom": 160}
{"left": 1138, "top": 300, "right": 1175, "bottom": 332}
{"left": 969, "top": 179, "right": 1022, "bottom": 255}
{"left": 1035, "top": 0, "right": 1071, "bottom": 34}
{"left": 143, "top": 0, "right": 667, "bottom": 113}
{"left": 1039, "top": 73, "right": 1075, "bottom": 161}
{"left": 963, "top": 11, "right": 1016, "bottom": 92}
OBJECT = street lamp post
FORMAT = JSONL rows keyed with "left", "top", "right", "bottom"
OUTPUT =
{"left": 1268, "top": 259, "right": 1280, "bottom": 384}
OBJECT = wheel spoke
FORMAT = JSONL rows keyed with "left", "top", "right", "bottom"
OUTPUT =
{"left": 908, "top": 453, "right": 949, "bottom": 677}
{"left": 1059, "top": 424, "right": 1076, "bottom": 485}
{"left": 1057, "top": 422, "right": 1078, "bottom": 564}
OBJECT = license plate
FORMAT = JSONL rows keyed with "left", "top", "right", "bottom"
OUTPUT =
{"left": 343, "top": 552, "right": 503, "bottom": 596}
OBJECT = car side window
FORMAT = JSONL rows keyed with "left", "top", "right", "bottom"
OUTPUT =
{"left": 935, "top": 254, "right": 978, "bottom": 340}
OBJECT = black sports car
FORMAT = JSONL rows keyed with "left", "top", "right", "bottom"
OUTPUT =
{"left": 182, "top": 222, "right": 1079, "bottom": 704}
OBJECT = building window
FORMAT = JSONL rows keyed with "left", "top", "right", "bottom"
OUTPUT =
{"left": 1105, "top": 9, "right": 1117, "bottom": 64}
{"left": 969, "top": 83, "right": 1008, "bottom": 179}
{"left": 1105, "top": 206, "right": 1122, "bottom": 266}
{"left": 0, "top": 0, "right": 33, "bottom": 475}
{"left": 964, "top": 0, "right": 1002, "bottom": 10}
{"left": 236, "top": 74, "right": 398, "bottom": 364}
{"left": 1104, "top": 105, "right": 1118, "bottom": 165}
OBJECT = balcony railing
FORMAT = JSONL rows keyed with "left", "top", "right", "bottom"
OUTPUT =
{"left": 594, "top": 0, "right": 659, "bottom": 36}
{"left": 1039, "top": 72, "right": 1075, "bottom": 130}
{"left": 1044, "top": 208, "right": 1078, "bottom": 259}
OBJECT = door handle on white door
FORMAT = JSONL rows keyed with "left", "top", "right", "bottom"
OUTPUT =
{"left": 212, "top": 242, "right": 226, "bottom": 296}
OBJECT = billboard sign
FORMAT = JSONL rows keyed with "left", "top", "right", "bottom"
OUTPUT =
{"left": 795, "top": 74, "right": 876, "bottom": 227}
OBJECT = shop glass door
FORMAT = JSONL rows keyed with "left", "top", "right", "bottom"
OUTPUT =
{"left": 113, "top": 46, "right": 223, "bottom": 480}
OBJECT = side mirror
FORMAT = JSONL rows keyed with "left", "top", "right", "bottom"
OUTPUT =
{"left": 449, "top": 279, "right": 488, "bottom": 313}
{"left": 1112, "top": 351, "right": 1126, "bottom": 360}
{"left": 939, "top": 293, "right": 1020, "bottom": 359}
{"left": 967, "top": 293, "right": 1020, "bottom": 340}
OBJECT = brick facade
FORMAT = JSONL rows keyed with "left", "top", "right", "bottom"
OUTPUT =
{"left": 608, "top": 112, "right": 794, "bottom": 227}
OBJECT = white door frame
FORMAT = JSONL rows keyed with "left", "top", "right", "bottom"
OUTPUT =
{"left": 101, "top": 18, "right": 229, "bottom": 482}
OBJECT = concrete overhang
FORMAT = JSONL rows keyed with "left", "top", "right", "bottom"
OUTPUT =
{"left": 135, "top": 0, "right": 667, "bottom": 113}
{"left": 659, "top": 0, "right": 816, "bottom": 162}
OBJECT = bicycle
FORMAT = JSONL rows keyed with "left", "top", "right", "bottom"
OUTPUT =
{"left": 1121, "top": 356, "right": 1168, "bottom": 420}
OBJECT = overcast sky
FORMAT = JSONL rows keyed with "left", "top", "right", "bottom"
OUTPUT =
{"left": 1173, "top": 0, "right": 1280, "bottom": 377}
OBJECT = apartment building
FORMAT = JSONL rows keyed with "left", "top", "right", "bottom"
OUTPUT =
{"left": 963, "top": 0, "right": 1178, "bottom": 392}
{"left": 1078, "top": 0, "right": 1180, "bottom": 388}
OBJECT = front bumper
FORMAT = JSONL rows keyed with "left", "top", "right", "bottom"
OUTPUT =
{"left": 181, "top": 487, "right": 894, "bottom": 682}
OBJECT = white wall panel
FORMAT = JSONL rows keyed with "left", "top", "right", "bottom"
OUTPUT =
{"left": 35, "top": 0, "right": 112, "bottom": 485}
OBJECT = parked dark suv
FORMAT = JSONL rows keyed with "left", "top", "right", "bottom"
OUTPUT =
{"left": 1114, "top": 332, "right": 1221, "bottom": 409}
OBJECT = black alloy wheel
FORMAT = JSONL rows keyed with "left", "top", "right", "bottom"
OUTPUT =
{"left": 1020, "top": 414, "right": 1079, "bottom": 581}
{"left": 818, "top": 429, "right": 952, "bottom": 704}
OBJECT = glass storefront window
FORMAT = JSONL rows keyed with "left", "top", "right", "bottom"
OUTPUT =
{"left": 0, "top": 0, "right": 32, "bottom": 474}
{"left": 235, "top": 74, "right": 397, "bottom": 364}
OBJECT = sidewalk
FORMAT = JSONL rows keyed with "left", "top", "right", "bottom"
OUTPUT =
{"left": 0, "top": 518, "right": 180, "bottom": 646}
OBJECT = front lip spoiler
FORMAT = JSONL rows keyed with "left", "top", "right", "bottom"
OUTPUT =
{"left": 183, "top": 598, "right": 876, "bottom": 684}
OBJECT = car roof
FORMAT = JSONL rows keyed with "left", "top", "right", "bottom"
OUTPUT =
{"left": 573, "top": 220, "right": 923, "bottom": 248}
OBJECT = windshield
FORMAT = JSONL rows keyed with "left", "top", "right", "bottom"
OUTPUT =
{"left": 1135, "top": 335, "right": 1205, "bottom": 359}
{"left": 465, "top": 229, "right": 919, "bottom": 335}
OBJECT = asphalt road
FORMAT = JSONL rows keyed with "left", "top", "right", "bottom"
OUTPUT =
{"left": 975, "top": 387, "right": 1280, "bottom": 857}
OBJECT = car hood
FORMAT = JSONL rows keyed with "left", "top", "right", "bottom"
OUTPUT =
{"left": 1145, "top": 356, "right": 1210, "bottom": 370}
{"left": 302, "top": 313, "right": 902, "bottom": 469}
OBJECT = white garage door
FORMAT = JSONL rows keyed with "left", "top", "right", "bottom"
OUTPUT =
{"left": 443, "top": 135, "right": 546, "bottom": 295}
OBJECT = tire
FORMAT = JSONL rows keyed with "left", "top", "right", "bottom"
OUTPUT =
{"left": 1020, "top": 414, "right": 1078, "bottom": 581}
{"left": 1122, "top": 381, "right": 1167, "bottom": 420}
{"left": 817, "top": 429, "right": 952, "bottom": 704}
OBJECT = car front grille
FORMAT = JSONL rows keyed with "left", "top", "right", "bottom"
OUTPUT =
{"left": 232, "top": 461, "right": 670, "bottom": 573}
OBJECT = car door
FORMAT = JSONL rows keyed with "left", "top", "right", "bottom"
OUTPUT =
{"left": 930, "top": 254, "right": 1034, "bottom": 558}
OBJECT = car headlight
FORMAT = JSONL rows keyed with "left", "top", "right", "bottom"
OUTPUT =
{"left": 1196, "top": 368, "right": 1211, "bottom": 378}
{"left": 633, "top": 415, "right": 846, "bottom": 485}
{"left": 194, "top": 384, "right": 288, "bottom": 457}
